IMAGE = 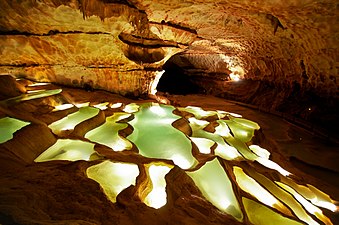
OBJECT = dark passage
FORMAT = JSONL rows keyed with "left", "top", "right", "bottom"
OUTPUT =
{"left": 157, "top": 61, "right": 202, "bottom": 95}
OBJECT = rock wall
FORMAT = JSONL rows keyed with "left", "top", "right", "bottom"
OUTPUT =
{"left": 135, "top": 0, "right": 337, "bottom": 133}
{"left": 0, "top": 0, "right": 338, "bottom": 125}
{"left": 0, "top": 0, "right": 195, "bottom": 95}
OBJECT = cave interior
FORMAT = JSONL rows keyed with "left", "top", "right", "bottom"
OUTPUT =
{"left": 0, "top": 0, "right": 338, "bottom": 225}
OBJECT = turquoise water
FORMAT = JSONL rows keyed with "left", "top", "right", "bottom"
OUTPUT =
{"left": 34, "top": 139, "right": 96, "bottom": 162}
{"left": 85, "top": 112, "right": 132, "bottom": 151}
{"left": 0, "top": 117, "right": 30, "bottom": 144}
{"left": 127, "top": 103, "right": 198, "bottom": 169}
{"left": 49, "top": 106, "right": 100, "bottom": 135}
{"left": 1, "top": 89, "right": 62, "bottom": 104}
{"left": 28, "top": 96, "right": 334, "bottom": 225}
{"left": 187, "top": 158, "right": 243, "bottom": 221}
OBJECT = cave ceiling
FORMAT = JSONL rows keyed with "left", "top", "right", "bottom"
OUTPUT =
{"left": 0, "top": 0, "right": 337, "bottom": 97}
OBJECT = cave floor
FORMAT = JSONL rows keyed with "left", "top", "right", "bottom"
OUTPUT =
{"left": 0, "top": 83, "right": 338, "bottom": 225}
{"left": 168, "top": 94, "right": 339, "bottom": 190}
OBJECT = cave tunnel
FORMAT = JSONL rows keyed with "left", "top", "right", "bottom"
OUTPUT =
{"left": 157, "top": 54, "right": 203, "bottom": 95}
{"left": 0, "top": 0, "right": 338, "bottom": 225}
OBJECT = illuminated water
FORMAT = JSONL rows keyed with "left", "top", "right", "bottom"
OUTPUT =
{"left": 127, "top": 103, "right": 198, "bottom": 169}
{"left": 85, "top": 112, "right": 132, "bottom": 151}
{"left": 13, "top": 85, "right": 334, "bottom": 225}
{"left": 0, "top": 117, "right": 30, "bottom": 144}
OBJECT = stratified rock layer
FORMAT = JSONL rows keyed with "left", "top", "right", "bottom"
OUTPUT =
{"left": 0, "top": 0, "right": 194, "bottom": 95}
{"left": 1, "top": 0, "right": 337, "bottom": 95}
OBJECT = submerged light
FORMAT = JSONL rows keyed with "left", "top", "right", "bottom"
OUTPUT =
{"left": 53, "top": 103, "right": 74, "bottom": 111}
{"left": 87, "top": 161, "right": 139, "bottom": 203}
{"left": 190, "top": 137, "right": 214, "bottom": 154}
{"left": 233, "top": 167, "right": 291, "bottom": 214}
{"left": 144, "top": 164, "right": 173, "bottom": 209}
{"left": 85, "top": 113, "right": 132, "bottom": 151}
{"left": 243, "top": 198, "right": 303, "bottom": 225}
{"left": 111, "top": 102, "right": 123, "bottom": 109}
{"left": 0, "top": 117, "right": 30, "bottom": 144}
{"left": 48, "top": 106, "right": 99, "bottom": 135}
{"left": 93, "top": 102, "right": 109, "bottom": 110}
{"left": 187, "top": 158, "right": 243, "bottom": 221}
{"left": 29, "top": 99, "right": 337, "bottom": 225}
{"left": 277, "top": 182, "right": 333, "bottom": 225}
{"left": 34, "top": 139, "right": 96, "bottom": 162}
{"left": 27, "top": 82, "right": 50, "bottom": 87}
{"left": 127, "top": 103, "right": 197, "bottom": 169}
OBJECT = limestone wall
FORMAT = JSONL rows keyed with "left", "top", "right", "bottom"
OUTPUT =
{"left": 0, "top": 0, "right": 338, "bottom": 99}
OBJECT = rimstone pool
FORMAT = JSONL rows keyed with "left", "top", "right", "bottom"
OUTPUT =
{"left": 0, "top": 80, "right": 338, "bottom": 225}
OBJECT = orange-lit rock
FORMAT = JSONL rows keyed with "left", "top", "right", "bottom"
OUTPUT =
{"left": 0, "top": 2, "right": 338, "bottom": 223}
{"left": 1, "top": 0, "right": 337, "bottom": 98}
{"left": 0, "top": 75, "right": 26, "bottom": 100}
{"left": 0, "top": 0, "right": 187, "bottom": 95}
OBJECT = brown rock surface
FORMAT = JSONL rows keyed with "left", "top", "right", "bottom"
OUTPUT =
{"left": 1, "top": 0, "right": 337, "bottom": 94}
{"left": 0, "top": 75, "right": 26, "bottom": 100}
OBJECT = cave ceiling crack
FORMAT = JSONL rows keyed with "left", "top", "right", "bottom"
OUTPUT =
{"left": 0, "top": 30, "right": 113, "bottom": 36}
